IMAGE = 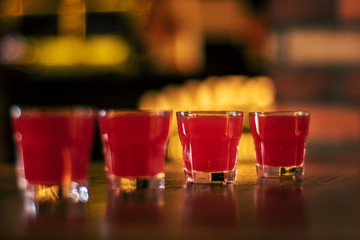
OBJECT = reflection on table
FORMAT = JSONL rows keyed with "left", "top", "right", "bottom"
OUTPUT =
{"left": 104, "top": 189, "right": 166, "bottom": 239}
{"left": 182, "top": 183, "right": 239, "bottom": 228}
{"left": 21, "top": 199, "right": 90, "bottom": 239}
{"left": 255, "top": 178, "right": 308, "bottom": 236}
{"left": 1, "top": 161, "right": 359, "bottom": 239}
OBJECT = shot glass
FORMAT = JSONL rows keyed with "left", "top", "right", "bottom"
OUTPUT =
{"left": 11, "top": 106, "right": 95, "bottom": 202}
{"left": 98, "top": 110, "right": 172, "bottom": 191}
{"left": 249, "top": 111, "right": 310, "bottom": 179}
{"left": 177, "top": 111, "right": 244, "bottom": 184}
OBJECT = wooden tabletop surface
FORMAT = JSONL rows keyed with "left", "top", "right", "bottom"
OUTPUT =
{"left": 0, "top": 159, "right": 359, "bottom": 240}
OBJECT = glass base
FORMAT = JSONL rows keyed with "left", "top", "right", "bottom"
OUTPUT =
{"left": 68, "top": 181, "right": 89, "bottom": 203}
{"left": 107, "top": 173, "right": 165, "bottom": 193}
{"left": 256, "top": 164, "right": 304, "bottom": 180}
{"left": 184, "top": 168, "right": 236, "bottom": 184}
{"left": 20, "top": 180, "right": 89, "bottom": 203}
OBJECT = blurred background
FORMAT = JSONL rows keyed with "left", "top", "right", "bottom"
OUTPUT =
{"left": 0, "top": 0, "right": 359, "bottom": 165}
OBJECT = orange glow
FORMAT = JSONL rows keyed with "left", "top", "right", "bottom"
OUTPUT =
{"left": 0, "top": 0, "right": 23, "bottom": 16}
{"left": 0, "top": 0, "right": 143, "bottom": 16}
{"left": 33, "top": 185, "right": 60, "bottom": 202}
{"left": 58, "top": 0, "right": 86, "bottom": 36}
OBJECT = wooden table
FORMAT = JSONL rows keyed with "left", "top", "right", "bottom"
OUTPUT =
{"left": 0, "top": 160, "right": 359, "bottom": 240}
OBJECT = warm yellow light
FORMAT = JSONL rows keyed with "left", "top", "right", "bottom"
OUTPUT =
{"left": 138, "top": 75, "right": 276, "bottom": 163}
{"left": 118, "top": 178, "right": 137, "bottom": 192}
{"left": 194, "top": 79, "right": 214, "bottom": 110}
{"left": 238, "top": 133, "right": 256, "bottom": 162}
{"left": 34, "top": 185, "right": 60, "bottom": 202}
{"left": 254, "top": 76, "right": 276, "bottom": 107}
{"left": 13, "top": 35, "right": 130, "bottom": 66}
{"left": 85, "top": 36, "right": 131, "bottom": 65}
{"left": 167, "top": 135, "right": 183, "bottom": 164}
{"left": 38, "top": 37, "right": 83, "bottom": 66}
{"left": 138, "top": 75, "right": 276, "bottom": 112}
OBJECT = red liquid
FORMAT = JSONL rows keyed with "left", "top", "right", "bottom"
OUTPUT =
{"left": 177, "top": 115, "right": 243, "bottom": 172}
{"left": 249, "top": 115, "right": 310, "bottom": 167}
{"left": 12, "top": 110, "right": 95, "bottom": 185}
{"left": 98, "top": 112, "right": 171, "bottom": 177}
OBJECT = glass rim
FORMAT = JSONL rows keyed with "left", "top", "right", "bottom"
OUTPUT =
{"left": 98, "top": 109, "right": 172, "bottom": 117}
{"left": 10, "top": 105, "right": 95, "bottom": 119}
{"left": 176, "top": 111, "right": 243, "bottom": 117}
{"left": 249, "top": 111, "right": 310, "bottom": 117}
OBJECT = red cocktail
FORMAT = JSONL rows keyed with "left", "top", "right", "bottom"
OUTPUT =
{"left": 11, "top": 106, "right": 95, "bottom": 202}
{"left": 177, "top": 111, "right": 243, "bottom": 184}
{"left": 98, "top": 110, "right": 171, "bottom": 191}
{"left": 249, "top": 111, "right": 310, "bottom": 179}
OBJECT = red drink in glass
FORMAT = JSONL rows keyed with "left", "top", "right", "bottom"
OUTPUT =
{"left": 11, "top": 106, "right": 95, "bottom": 202}
{"left": 98, "top": 110, "right": 171, "bottom": 191}
{"left": 177, "top": 111, "right": 243, "bottom": 184}
{"left": 249, "top": 111, "right": 310, "bottom": 179}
